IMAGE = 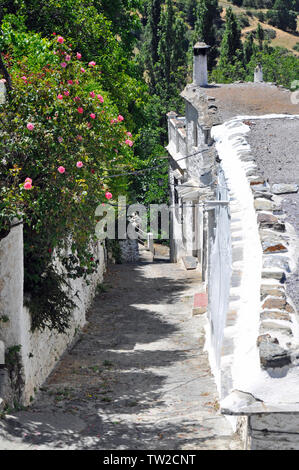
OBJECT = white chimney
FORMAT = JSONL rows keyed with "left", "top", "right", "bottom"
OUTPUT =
{"left": 193, "top": 42, "right": 210, "bottom": 87}
{"left": 254, "top": 63, "right": 263, "bottom": 83}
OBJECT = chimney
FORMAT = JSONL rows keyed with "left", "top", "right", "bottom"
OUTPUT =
{"left": 193, "top": 42, "right": 210, "bottom": 87}
{"left": 254, "top": 63, "right": 263, "bottom": 83}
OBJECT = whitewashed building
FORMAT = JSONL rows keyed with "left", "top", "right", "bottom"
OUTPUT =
{"left": 167, "top": 42, "right": 299, "bottom": 450}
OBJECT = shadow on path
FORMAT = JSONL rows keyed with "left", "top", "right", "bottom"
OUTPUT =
{"left": 0, "top": 251, "right": 242, "bottom": 450}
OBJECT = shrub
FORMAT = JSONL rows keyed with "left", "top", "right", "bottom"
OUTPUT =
{"left": 237, "top": 13, "right": 250, "bottom": 28}
{"left": 0, "top": 35, "right": 135, "bottom": 332}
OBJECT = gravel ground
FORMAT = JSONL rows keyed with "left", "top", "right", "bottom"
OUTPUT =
{"left": 246, "top": 118, "right": 299, "bottom": 312}
{"left": 207, "top": 83, "right": 299, "bottom": 122}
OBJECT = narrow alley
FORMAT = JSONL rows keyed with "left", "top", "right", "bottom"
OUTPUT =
{"left": 0, "top": 246, "right": 241, "bottom": 450}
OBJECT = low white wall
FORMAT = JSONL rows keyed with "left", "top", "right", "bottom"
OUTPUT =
{"left": 0, "top": 224, "right": 106, "bottom": 405}
{"left": 211, "top": 115, "right": 299, "bottom": 449}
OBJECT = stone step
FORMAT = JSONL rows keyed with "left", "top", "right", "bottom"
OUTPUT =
{"left": 182, "top": 256, "right": 198, "bottom": 270}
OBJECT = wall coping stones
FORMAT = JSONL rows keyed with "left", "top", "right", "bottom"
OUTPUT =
{"left": 272, "top": 183, "right": 298, "bottom": 195}
{"left": 230, "top": 119, "right": 299, "bottom": 369}
{"left": 211, "top": 115, "right": 299, "bottom": 419}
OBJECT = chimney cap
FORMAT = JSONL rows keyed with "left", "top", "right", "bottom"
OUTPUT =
{"left": 194, "top": 41, "right": 210, "bottom": 50}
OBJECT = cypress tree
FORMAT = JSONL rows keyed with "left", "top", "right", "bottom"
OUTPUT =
{"left": 142, "top": 0, "right": 163, "bottom": 91}
{"left": 156, "top": 0, "right": 188, "bottom": 99}
{"left": 256, "top": 23, "right": 264, "bottom": 51}
{"left": 219, "top": 7, "right": 242, "bottom": 67}
{"left": 243, "top": 32, "right": 255, "bottom": 65}
{"left": 193, "top": 0, "right": 221, "bottom": 69}
{"left": 185, "top": 0, "right": 198, "bottom": 28}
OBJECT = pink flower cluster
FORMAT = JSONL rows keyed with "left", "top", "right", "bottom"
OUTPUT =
{"left": 24, "top": 178, "right": 32, "bottom": 190}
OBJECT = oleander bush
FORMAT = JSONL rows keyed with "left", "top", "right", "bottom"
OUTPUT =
{"left": 0, "top": 34, "right": 136, "bottom": 332}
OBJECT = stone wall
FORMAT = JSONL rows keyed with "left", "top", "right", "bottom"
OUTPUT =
{"left": 212, "top": 115, "right": 299, "bottom": 450}
{"left": 0, "top": 224, "right": 106, "bottom": 406}
{"left": 119, "top": 239, "right": 139, "bottom": 263}
{"left": 247, "top": 413, "right": 299, "bottom": 450}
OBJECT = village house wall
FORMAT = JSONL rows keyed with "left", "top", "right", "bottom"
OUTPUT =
{"left": 0, "top": 222, "right": 106, "bottom": 406}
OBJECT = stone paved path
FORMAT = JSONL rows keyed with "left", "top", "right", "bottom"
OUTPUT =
{"left": 0, "top": 248, "right": 242, "bottom": 450}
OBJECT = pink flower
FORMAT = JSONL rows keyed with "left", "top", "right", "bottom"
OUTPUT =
{"left": 58, "top": 166, "right": 65, "bottom": 174}
{"left": 65, "top": 55, "right": 71, "bottom": 61}
{"left": 125, "top": 139, "right": 133, "bottom": 147}
{"left": 64, "top": 90, "right": 70, "bottom": 96}
{"left": 57, "top": 94, "right": 63, "bottom": 100}
{"left": 75, "top": 79, "right": 79, "bottom": 85}
{"left": 105, "top": 191, "right": 112, "bottom": 200}
{"left": 61, "top": 62, "right": 67, "bottom": 68}
{"left": 77, "top": 107, "right": 83, "bottom": 114}
{"left": 97, "top": 94, "right": 104, "bottom": 103}
{"left": 58, "top": 136, "right": 63, "bottom": 143}
{"left": 118, "top": 115, "right": 124, "bottom": 122}
{"left": 88, "top": 61, "right": 96, "bottom": 67}
{"left": 74, "top": 96, "right": 80, "bottom": 101}
{"left": 76, "top": 161, "right": 83, "bottom": 168}
{"left": 90, "top": 113, "right": 96, "bottom": 119}
{"left": 90, "top": 91, "right": 95, "bottom": 98}
{"left": 76, "top": 135, "right": 83, "bottom": 141}
{"left": 80, "top": 67, "right": 85, "bottom": 73}
{"left": 25, "top": 178, "right": 32, "bottom": 184}
{"left": 86, "top": 122, "right": 92, "bottom": 129}
{"left": 76, "top": 52, "right": 82, "bottom": 59}
{"left": 57, "top": 36, "right": 64, "bottom": 44}
{"left": 27, "top": 123, "right": 34, "bottom": 131}
{"left": 67, "top": 80, "right": 73, "bottom": 85}
{"left": 127, "top": 131, "right": 132, "bottom": 137}
{"left": 24, "top": 181, "right": 32, "bottom": 190}
{"left": 21, "top": 76, "right": 27, "bottom": 81}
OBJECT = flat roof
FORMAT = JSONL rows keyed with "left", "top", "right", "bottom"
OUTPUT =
{"left": 205, "top": 82, "right": 299, "bottom": 122}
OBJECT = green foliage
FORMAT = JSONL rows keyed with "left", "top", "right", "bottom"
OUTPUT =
{"left": 243, "top": 32, "right": 256, "bottom": 63}
{"left": 267, "top": 0, "right": 297, "bottom": 31}
{"left": 219, "top": 7, "right": 243, "bottom": 68}
{"left": 0, "top": 36, "right": 136, "bottom": 331}
{"left": 185, "top": 0, "right": 198, "bottom": 28}
{"left": 194, "top": 0, "right": 222, "bottom": 69}
{"left": 246, "top": 47, "right": 299, "bottom": 87}
{"left": 256, "top": 23, "right": 265, "bottom": 50}
{"left": 236, "top": 13, "right": 250, "bottom": 28}
{"left": 5, "top": 345, "right": 21, "bottom": 367}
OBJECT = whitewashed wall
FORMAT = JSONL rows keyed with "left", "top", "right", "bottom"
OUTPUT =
{"left": 0, "top": 223, "right": 106, "bottom": 405}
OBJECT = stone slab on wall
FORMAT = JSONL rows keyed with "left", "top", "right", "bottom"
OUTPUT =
{"left": 248, "top": 413, "right": 299, "bottom": 450}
